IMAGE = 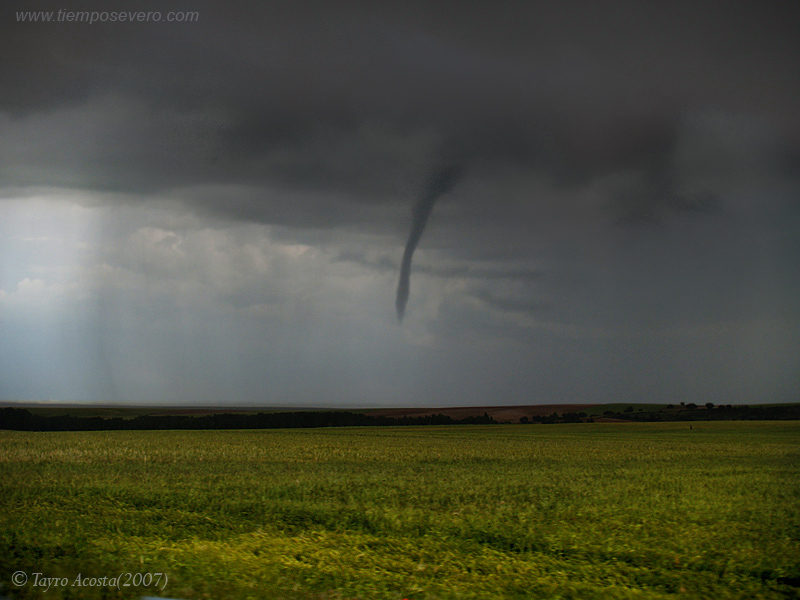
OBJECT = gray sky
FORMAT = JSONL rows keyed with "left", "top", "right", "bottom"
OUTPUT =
{"left": 1, "top": 0, "right": 798, "bottom": 406}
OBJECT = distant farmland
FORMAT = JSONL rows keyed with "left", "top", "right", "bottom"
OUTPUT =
{"left": 1, "top": 422, "right": 799, "bottom": 599}
{"left": 1, "top": 402, "right": 798, "bottom": 431}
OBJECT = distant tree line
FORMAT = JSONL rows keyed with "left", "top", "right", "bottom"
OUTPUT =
{"left": 600, "top": 404, "right": 800, "bottom": 422}
{"left": 517, "top": 404, "right": 800, "bottom": 424}
{"left": 0, "top": 408, "right": 498, "bottom": 432}
{"left": 519, "top": 411, "right": 587, "bottom": 424}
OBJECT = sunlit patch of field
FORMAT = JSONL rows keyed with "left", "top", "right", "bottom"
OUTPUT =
{"left": 1, "top": 422, "right": 799, "bottom": 599}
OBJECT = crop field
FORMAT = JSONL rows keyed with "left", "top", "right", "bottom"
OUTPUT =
{"left": 1, "top": 422, "right": 798, "bottom": 599}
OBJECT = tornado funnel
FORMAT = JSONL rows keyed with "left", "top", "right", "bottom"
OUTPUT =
{"left": 396, "top": 163, "right": 462, "bottom": 321}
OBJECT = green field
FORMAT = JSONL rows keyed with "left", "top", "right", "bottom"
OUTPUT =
{"left": 1, "top": 422, "right": 798, "bottom": 599}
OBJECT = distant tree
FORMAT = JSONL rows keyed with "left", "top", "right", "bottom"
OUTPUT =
{"left": 705, "top": 402, "right": 714, "bottom": 409}
{"left": 603, "top": 410, "right": 615, "bottom": 417}
{"left": 519, "top": 416, "right": 529, "bottom": 424}
{"left": 680, "top": 402, "right": 685, "bottom": 407}
{"left": 624, "top": 406, "right": 634, "bottom": 413}
{"left": 687, "top": 403, "right": 697, "bottom": 410}
{"left": 666, "top": 404, "right": 674, "bottom": 409}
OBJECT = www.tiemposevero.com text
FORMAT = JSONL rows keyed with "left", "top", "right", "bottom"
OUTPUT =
{"left": 16, "top": 9, "right": 199, "bottom": 23}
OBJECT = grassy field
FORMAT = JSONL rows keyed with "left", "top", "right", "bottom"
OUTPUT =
{"left": 1, "top": 422, "right": 798, "bottom": 599}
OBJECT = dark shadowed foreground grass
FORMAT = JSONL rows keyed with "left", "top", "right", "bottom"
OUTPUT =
{"left": 1, "top": 422, "right": 798, "bottom": 599}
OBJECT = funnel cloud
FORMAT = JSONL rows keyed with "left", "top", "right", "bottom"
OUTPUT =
{"left": 396, "top": 163, "right": 462, "bottom": 321}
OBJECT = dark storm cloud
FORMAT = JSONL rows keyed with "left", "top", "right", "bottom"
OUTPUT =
{"left": 3, "top": 0, "right": 799, "bottom": 327}
{"left": 4, "top": 0, "right": 799, "bottom": 221}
